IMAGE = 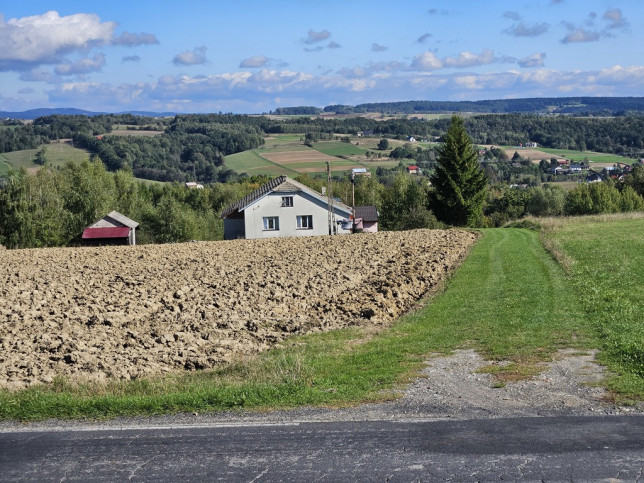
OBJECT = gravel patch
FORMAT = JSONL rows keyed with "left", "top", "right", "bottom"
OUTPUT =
{"left": 3, "top": 348, "right": 641, "bottom": 432}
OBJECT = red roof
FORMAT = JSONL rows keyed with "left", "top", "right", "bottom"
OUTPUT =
{"left": 407, "top": 165, "right": 419, "bottom": 170}
{"left": 82, "top": 227, "right": 130, "bottom": 239}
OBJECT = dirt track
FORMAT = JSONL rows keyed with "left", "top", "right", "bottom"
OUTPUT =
{"left": 0, "top": 230, "right": 478, "bottom": 390}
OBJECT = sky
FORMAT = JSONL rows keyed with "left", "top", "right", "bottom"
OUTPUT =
{"left": 0, "top": 1, "right": 642, "bottom": 114}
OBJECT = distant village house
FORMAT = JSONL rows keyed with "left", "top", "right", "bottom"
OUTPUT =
{"left": 185, "top": 182, "right": 204, "bottom": 189}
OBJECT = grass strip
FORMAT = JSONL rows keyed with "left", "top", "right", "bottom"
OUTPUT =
{"left": 0, "top": 228, "right": 619, "bottom": 420}
{"left": 540, "top": 213, "right": 644, "bottom": 400}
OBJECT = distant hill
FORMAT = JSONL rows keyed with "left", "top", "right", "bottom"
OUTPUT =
{"left": 305, "top": 97, "right": 644, "bottom": 116}
{"left": 0, "top": 108, "right": 177, "bottom": 120}
{"left": 340, "top": 97, "right": 644, "bottom": 114}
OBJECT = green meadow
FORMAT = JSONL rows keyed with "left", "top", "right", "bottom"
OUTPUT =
{"left": 0, "top": 143, "right": 90, "bottom": 172}
{"left": 538, "top": 148, "right": 637, "bottom": 165}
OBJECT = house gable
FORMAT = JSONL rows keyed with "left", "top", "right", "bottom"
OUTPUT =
{"left": 221, "top": 176, "right": 352, "bottom": 239}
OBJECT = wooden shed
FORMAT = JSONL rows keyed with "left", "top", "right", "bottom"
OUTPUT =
{"left": 82, "top": 211, "right": 139, "bottom": 246}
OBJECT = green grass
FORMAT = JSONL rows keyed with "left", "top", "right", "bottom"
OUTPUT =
{"left": 537, "top": 148, "right": 637, "bottom": 164}
{"left": 5, "top": 227, "right": 623, "bottom": 421}
{"left": 0, "top": 143, "right": 90, "bottom": 171}
{"left": 540, "top": 213, "right": 644, "bottom": 398}
{"left": 225, "top": 150, "right": 280, "bottom": 173}
{"left": 263, "top": 134, "right": 303, "bottom": 146}
{"left": 0, "top": 154, "right": 12, "bottom": 177}
{"left": 312, "top": 141, "right": 366, "bottom": 156}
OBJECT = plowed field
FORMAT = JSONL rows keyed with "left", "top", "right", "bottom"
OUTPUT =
{"left": 0, "top": 230, "right": 478, "bottom": 390}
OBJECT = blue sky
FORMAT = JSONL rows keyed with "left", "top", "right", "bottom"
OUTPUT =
{"left": 0, "top": 1, "right": 642, "bottom": 113}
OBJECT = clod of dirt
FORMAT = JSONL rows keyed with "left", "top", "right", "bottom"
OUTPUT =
{"left": 0, "top": 229, "right": 478, "bottom": 389}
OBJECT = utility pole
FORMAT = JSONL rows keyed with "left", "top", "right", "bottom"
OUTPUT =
{"left": 327, "top": 161, "right": 333, "bottom": 235}
{"left": 351, "top": 170, "right": 356, "bottom": 233}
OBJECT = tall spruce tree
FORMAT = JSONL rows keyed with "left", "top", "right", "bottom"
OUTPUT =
{"left": 429, "top": 115, "right": 487, "bottom": 226}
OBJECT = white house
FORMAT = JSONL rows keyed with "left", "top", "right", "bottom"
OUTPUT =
{"left": 220, "top": 176, "right": 353, "bottom": 240}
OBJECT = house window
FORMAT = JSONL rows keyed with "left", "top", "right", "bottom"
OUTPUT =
{"left": 281, "top": 196, "right": 293, "bottom": 207}
{"left": 296, "top": 215, "right": 313, "bottom": 229}
{"left": 263, "top": 216, "right": 279, "bottom": 231}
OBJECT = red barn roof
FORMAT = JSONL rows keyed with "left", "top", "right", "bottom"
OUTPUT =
{"left": 82, "top": 227, "right": 130, "bottom": 239}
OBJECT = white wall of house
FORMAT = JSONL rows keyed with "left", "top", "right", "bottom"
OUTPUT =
{"left": 242, "top": 191, "right": 352, "bottom": 239}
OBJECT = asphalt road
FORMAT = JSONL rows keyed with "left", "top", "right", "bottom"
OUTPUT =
{"left": 1, "top": 415, "right": 643, "bottom": 481}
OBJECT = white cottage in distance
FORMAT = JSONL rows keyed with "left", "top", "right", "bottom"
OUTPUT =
{"left": 221, "top": 176, "right": 353, "bottom": 240}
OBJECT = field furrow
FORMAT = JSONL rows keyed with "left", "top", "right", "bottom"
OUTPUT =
{"left": 0, "top": 230, "right": 478, "bottom": 389}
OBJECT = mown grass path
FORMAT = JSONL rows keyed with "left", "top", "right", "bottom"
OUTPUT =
{"left": 385, "top": 229, "right": 588, "bottom": 370}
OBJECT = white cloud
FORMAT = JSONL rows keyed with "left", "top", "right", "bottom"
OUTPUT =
{"left": 0, "top": 10, "right": 158, "bottom": 72}
{"left": 55, "top": 53, "right": 106, "bottom": 75}
{"left": 504, "top": 22, "right": 549, "bottom": 37}
{"left": 303, "top": 29, "right": 331, "bottom": 44}
{"left": 19, "top": 69, "right": 57, "bottom": 82}
{"left": 518, "top": 52, "right": 546, "bottom": 68}
{"left": 411, "top": 52, "right": 443, "bottom": 71}
{"left": 597, "top": 65, "right": 644, "bottom": 85}
{"left": 240, "top": 56, "right": 269, "bottom": 68}
{"left": 172, "top": 46, "right": 208, "bottom": 66}
{"left": 562, "top": 27, "right": 600, "bottom": 43}
{"left": 0, "top": 11, "right": 115, "bottom": 70}
{"left": 603, "top": 8, "right": 628, "bottom": 30}
{"left": 561, "top": 8, "right": 629, "bottom": 43}
{"left": 39, "top": 63, "right": 644, "bottom": 114}
{"left": 442, "top": 49, "right": 499, "bottom": 68}
{"left": 112, "top": 31, "right": 159, "bottom": 46}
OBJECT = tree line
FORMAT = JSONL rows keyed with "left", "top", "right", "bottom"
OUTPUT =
{"left": 0, "top": 158, "right": 266, "bottom": 249}
{"left": 3, "top": 113, "right": 644, "bottom": 184}
{"left": 1, "top": 154, "right": 643, "bottom": 249}
{"left": 323, "top": 97, "right": 644, "bottom": 115}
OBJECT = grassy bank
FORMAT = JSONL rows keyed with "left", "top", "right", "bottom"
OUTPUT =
{"left": 2, "top": 227, "right": 610, "bottom": 421}
{"left": 540, "top": 213, "right": 644, "bottom": 399}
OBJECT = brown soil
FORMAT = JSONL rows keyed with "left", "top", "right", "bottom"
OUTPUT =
{"left": 0, "top": 230, "right": 478, "bottom": 390}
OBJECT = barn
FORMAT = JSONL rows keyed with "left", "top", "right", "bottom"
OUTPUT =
{"left": 82, "top": 211, "right": 139, "bottom": 246}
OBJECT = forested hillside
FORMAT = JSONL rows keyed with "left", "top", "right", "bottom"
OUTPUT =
{"left": 320, "top": 97, "right": 644, "bottom": 115}
{"left": 4, "top": 112, "right": 644, "bottom": 182}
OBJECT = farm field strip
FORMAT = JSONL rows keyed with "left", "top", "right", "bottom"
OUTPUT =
{"left": 0, "top": 229, "right": 477, "bottom": 391}
{"left": 109, "top": 130, "right": 163, "bottom": 137}
{"left": 537, "top": 148, "right": 637, "bottom": 164}
{"left": 260, "top": 150, "right": 338, "bottom": 164}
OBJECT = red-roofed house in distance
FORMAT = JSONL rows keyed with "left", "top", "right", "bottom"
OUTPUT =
{"left": 82, "top": 211, "right": 139, "bottom": 246}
